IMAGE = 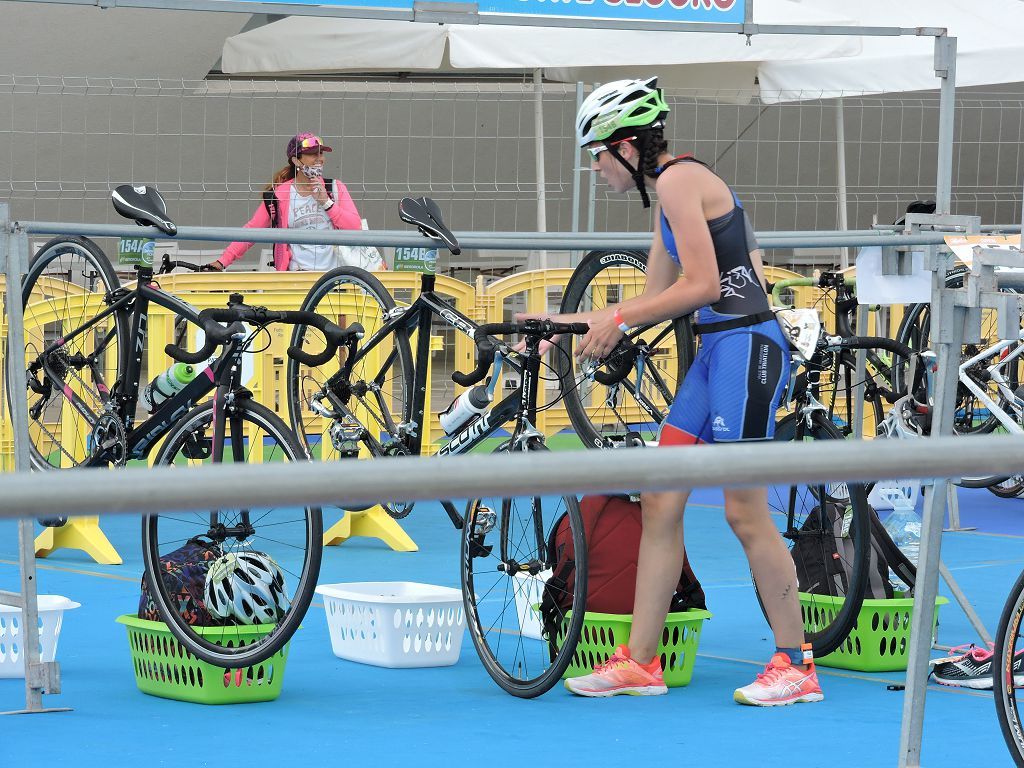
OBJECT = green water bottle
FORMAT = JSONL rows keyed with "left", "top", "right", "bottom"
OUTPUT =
{"left": 142, "top": 362, "right": 198, "bottom": 411}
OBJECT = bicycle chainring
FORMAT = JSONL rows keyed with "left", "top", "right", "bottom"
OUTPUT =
{"left": 91, "top": 412, "right": 128, "bottom": 466}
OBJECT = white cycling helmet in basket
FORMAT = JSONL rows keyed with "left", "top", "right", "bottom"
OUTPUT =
{"left": 574, "top": 76, "right": 670, "bottom": 207}
{"left": 204, "top": 551, "right": 290, "bottom": 625}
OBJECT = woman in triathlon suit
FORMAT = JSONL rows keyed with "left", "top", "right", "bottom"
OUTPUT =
{"left": 545, "top": 78, "right": 823, "bottom": 706}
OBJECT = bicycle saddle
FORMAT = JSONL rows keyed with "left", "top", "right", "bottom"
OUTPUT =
{"left": 111, "top": 184, "right": 177, "bottom": 236}
{"left": 399, "top": 196, "right": 460, "bottom": 255}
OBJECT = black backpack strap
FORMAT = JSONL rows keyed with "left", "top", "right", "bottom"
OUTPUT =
{"left": 538, "top": 511, "right": 573, "bottom": 651}
{"left": 262, "top": 188, "right": 279, "bottom": 228}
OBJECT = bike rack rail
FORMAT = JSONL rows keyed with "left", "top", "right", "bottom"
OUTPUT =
{"left": 0, "top": 203, "right": 68, "bottom": 715}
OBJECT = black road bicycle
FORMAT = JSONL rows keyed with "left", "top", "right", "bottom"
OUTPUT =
{"left": 10, "top": 185, "right": 357, "bottom": 668}
{"left": 286, "top": 197, "right": 593, "bottom": 697}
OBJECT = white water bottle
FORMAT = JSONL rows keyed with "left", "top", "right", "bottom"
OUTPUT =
{"left": 439, "top": 385, "right": 492, "bottom": 435}
{"left": 142, "top": 362, "right": 198, "bottom": 411}
{"left": 881, "top": 491, "right": 921, "bottom": 592}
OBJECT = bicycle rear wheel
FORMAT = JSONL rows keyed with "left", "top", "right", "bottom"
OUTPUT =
{"left": 460, "top": 441, "right": 587, "bottom": 697}
{"left": 764, "top": 412, "right": 871, "bottom": 657}
{"left": 142, "top": 398, "right": 322, "bottom": 667}
{"left": 11, "top": 236, "right": 126, "bottom": 469}
{"left": 994, "top": 568, "right": 1024, "bottom": 767}
{"left": 894, "top": 265, "right": 1020, "bottom": 435}
{"left": 287, "top": 266, "right": 414, "bottom": 516}
{"left": 557, "top": 250, "right": 694, "bottom": 448}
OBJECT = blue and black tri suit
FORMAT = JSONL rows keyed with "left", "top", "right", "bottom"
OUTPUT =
{"left": 655, "top": 157, "right": 790, "bottom": 446}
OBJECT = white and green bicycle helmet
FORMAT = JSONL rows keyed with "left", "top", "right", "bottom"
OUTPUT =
{"left": 575, "top": 76, "right": 670, "bottom": 207}
{"left": 575, "top": 76, "right": 669, "bottom": 148}
{"left": 204, "top": 551, "right": 290, "bottom": 625}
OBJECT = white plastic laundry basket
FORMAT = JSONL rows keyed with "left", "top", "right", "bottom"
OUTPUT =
{"left": 513, "top": 570, "right": 551, "bottom": 641}
{"left": 0, "top": 595, "right": 80, "bottom": 678}
{"left": 315, "top": 582, "right": 466, "bottom": 668}
{"left": 868, "top": 479, "right": 921, "bottom": 510}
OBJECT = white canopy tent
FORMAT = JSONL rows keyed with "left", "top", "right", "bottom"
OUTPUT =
{"left": 221, "top": 0, "right": 861, "bottom": 98}
{"left": 758, "top": 0, "right": 1024, "bottom": 102}
{"left": 220, "top": 0, "right": 861, "bottom": 253}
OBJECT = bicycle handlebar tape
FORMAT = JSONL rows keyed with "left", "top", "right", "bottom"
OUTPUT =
{"left": 453, "top": 338, "right": 496, "bottom": 387}
{"left": 594, "top": 343, "right": 638, "bottom": 386}
{"left": 838, "top": 335, "right": 914, "bottom": 360}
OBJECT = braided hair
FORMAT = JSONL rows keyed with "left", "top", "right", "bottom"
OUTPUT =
{"left": 637, "top": 128, "right": 669, "bottom": 180}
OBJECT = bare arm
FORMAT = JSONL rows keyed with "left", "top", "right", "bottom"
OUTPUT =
{"left": 614, "top": 165, "right": 721, "bottom": 328}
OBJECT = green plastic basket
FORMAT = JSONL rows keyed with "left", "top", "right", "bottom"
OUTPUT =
{"left": 800, "top": 593, "right": 948, "bottom": 672}
{"left": 557, "top": 609, "right": 712, "bottom": 687}
{"left": 116, "top": 615, "right": 289, "bottom": 704}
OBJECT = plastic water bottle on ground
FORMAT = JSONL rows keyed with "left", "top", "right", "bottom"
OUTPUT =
{"left": 880, "top": 489, "right": 921, "bottom": 592}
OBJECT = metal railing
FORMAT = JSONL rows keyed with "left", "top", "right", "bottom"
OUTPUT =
{"left": 3, "top": 212, "right": 1022, "bottom": 766}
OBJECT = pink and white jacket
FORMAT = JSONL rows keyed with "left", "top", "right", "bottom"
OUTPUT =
{"left": 219, "top": 178, "right": 362, "bottom": 271}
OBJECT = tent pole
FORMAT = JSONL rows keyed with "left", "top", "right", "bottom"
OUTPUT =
{"left": 570, "top": 81, "right": 584, "bottom": 265}
{"left": 898, "top": 36, "right": 957, "bottom": 768}
{"left": 836, "top": 98, "right": 849, "bottom": 269}
{"left": 534, "top": 68, "right": 547, "bottom": 270}
{"left": 831, "top": 98, "right": 847, "bottom": 270}
{"left": 933, "top": 36, "right": 957, "bottom": 214}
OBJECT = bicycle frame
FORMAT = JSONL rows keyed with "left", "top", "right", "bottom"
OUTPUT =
{"left": 346, "top": 272, "right": 547, "bottom": 456}
{"left": 31, "top": 266, "right": 246, "bottom": 464}
{"left": 958, "top": 331, "right": 1024, "bottom": 436}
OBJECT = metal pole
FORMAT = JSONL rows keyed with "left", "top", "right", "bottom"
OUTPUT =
{"left": 587, "top": 82, "right": 598, "bottom": 235}
{"left": 898, "top": 246, "right": 961, "bottom": 767}
{"left": 533, "top": 68, "right": 547, "bottom": 270}
{"left": 934, "top": 36, "right": 957, "bottom": 215}
{"left": 836, "top": 99, "right": 850, "bottom": 270}
{"left": 570, "top": 81, "right": 584, "bottom": 266}
{"left": 0, "top": 212, "right": 64, "bottom": 714}
{"left": 899, "top": 39, "right": 958, "bottom": 763}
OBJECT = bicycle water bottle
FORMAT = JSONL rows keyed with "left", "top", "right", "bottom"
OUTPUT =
{"left": 439, "top": 385, "right": 492, "bottom": 435}
{"left": 880, "top": 490, "right": 921, "bottom": 592}
{"left": 142, "top": 362, "right": 198, "bottom": 411}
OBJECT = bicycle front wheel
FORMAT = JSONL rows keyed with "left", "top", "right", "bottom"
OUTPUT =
{"left": 558, "top": 250, "right": 694, "bottom": 448}
{"left": 765, "top": 412, "right": 871, "bottom": 657}
{"left": 12, "top": 236, "right": 126, "bottom": 469}
{"left": 142, "top": 398, "right": 322, "bottom": 667}
{"left": 994, "top": 568, "right": 1024, "bottom": 767}
{"left": 461, "top": 441, "right": 587, "bottom": 697}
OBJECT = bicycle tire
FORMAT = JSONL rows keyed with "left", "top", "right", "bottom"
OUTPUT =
{"left": 894, "top": 265, "right": 1020, "bottom": 435}
{"left": 287, "top": 266, "right": 415, "bottom": 516}
{"left": 994, "top": 567, "right": 1024, "bottom": 767}
{"left": 142, "top": 398, "right": 323, "bottom": 668}
{"left": 557, "top": 249, "right": 695, "bottom": 449}
{"left": 764, "top": 412, "right": 870, "bottom": 657}
{"left": 10, "top": 236, "right": 127, "bottom": 470}
{"left": 988, "top": 476, "right": 1024, "bottom": 498}
{"left": 460, "top": 441, "right": 587, "bottom": 697}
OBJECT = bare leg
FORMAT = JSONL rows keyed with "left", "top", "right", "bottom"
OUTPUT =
{"left": 724, "top": 486, "right": 806, "bottom": 661}
{"left": 627, "top": 489, "right": 690, "bottom": 663}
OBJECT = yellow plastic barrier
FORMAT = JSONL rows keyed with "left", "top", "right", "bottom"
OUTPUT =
{"left": 481, "top": 268, "right": 575, "bottom": 434}
{"left": 5, "top": 262, "right": 979, "bottom": 562}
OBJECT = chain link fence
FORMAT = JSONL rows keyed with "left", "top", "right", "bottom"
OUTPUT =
{"left": 2, "top": 75, "right": 1022, "bottom": 272}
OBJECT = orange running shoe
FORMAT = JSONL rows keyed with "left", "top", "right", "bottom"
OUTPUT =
{"left": 733, "top": 653, "right": 824, "bottom": 707}
{"left": 564, "top": 645, "right": 668, "bottom": 697}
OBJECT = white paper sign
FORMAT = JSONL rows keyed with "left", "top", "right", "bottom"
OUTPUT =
{"left": 855, "top": 246, "right": 932, "bottom": 305}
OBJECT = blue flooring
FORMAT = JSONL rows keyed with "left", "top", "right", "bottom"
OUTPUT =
{"left": 1, "top": 486, "right": 1021, "bottom": 766}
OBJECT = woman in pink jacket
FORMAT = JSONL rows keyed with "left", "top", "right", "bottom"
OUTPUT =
{"left": 208, "top": 132, "right": 363, "bottom": 272}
